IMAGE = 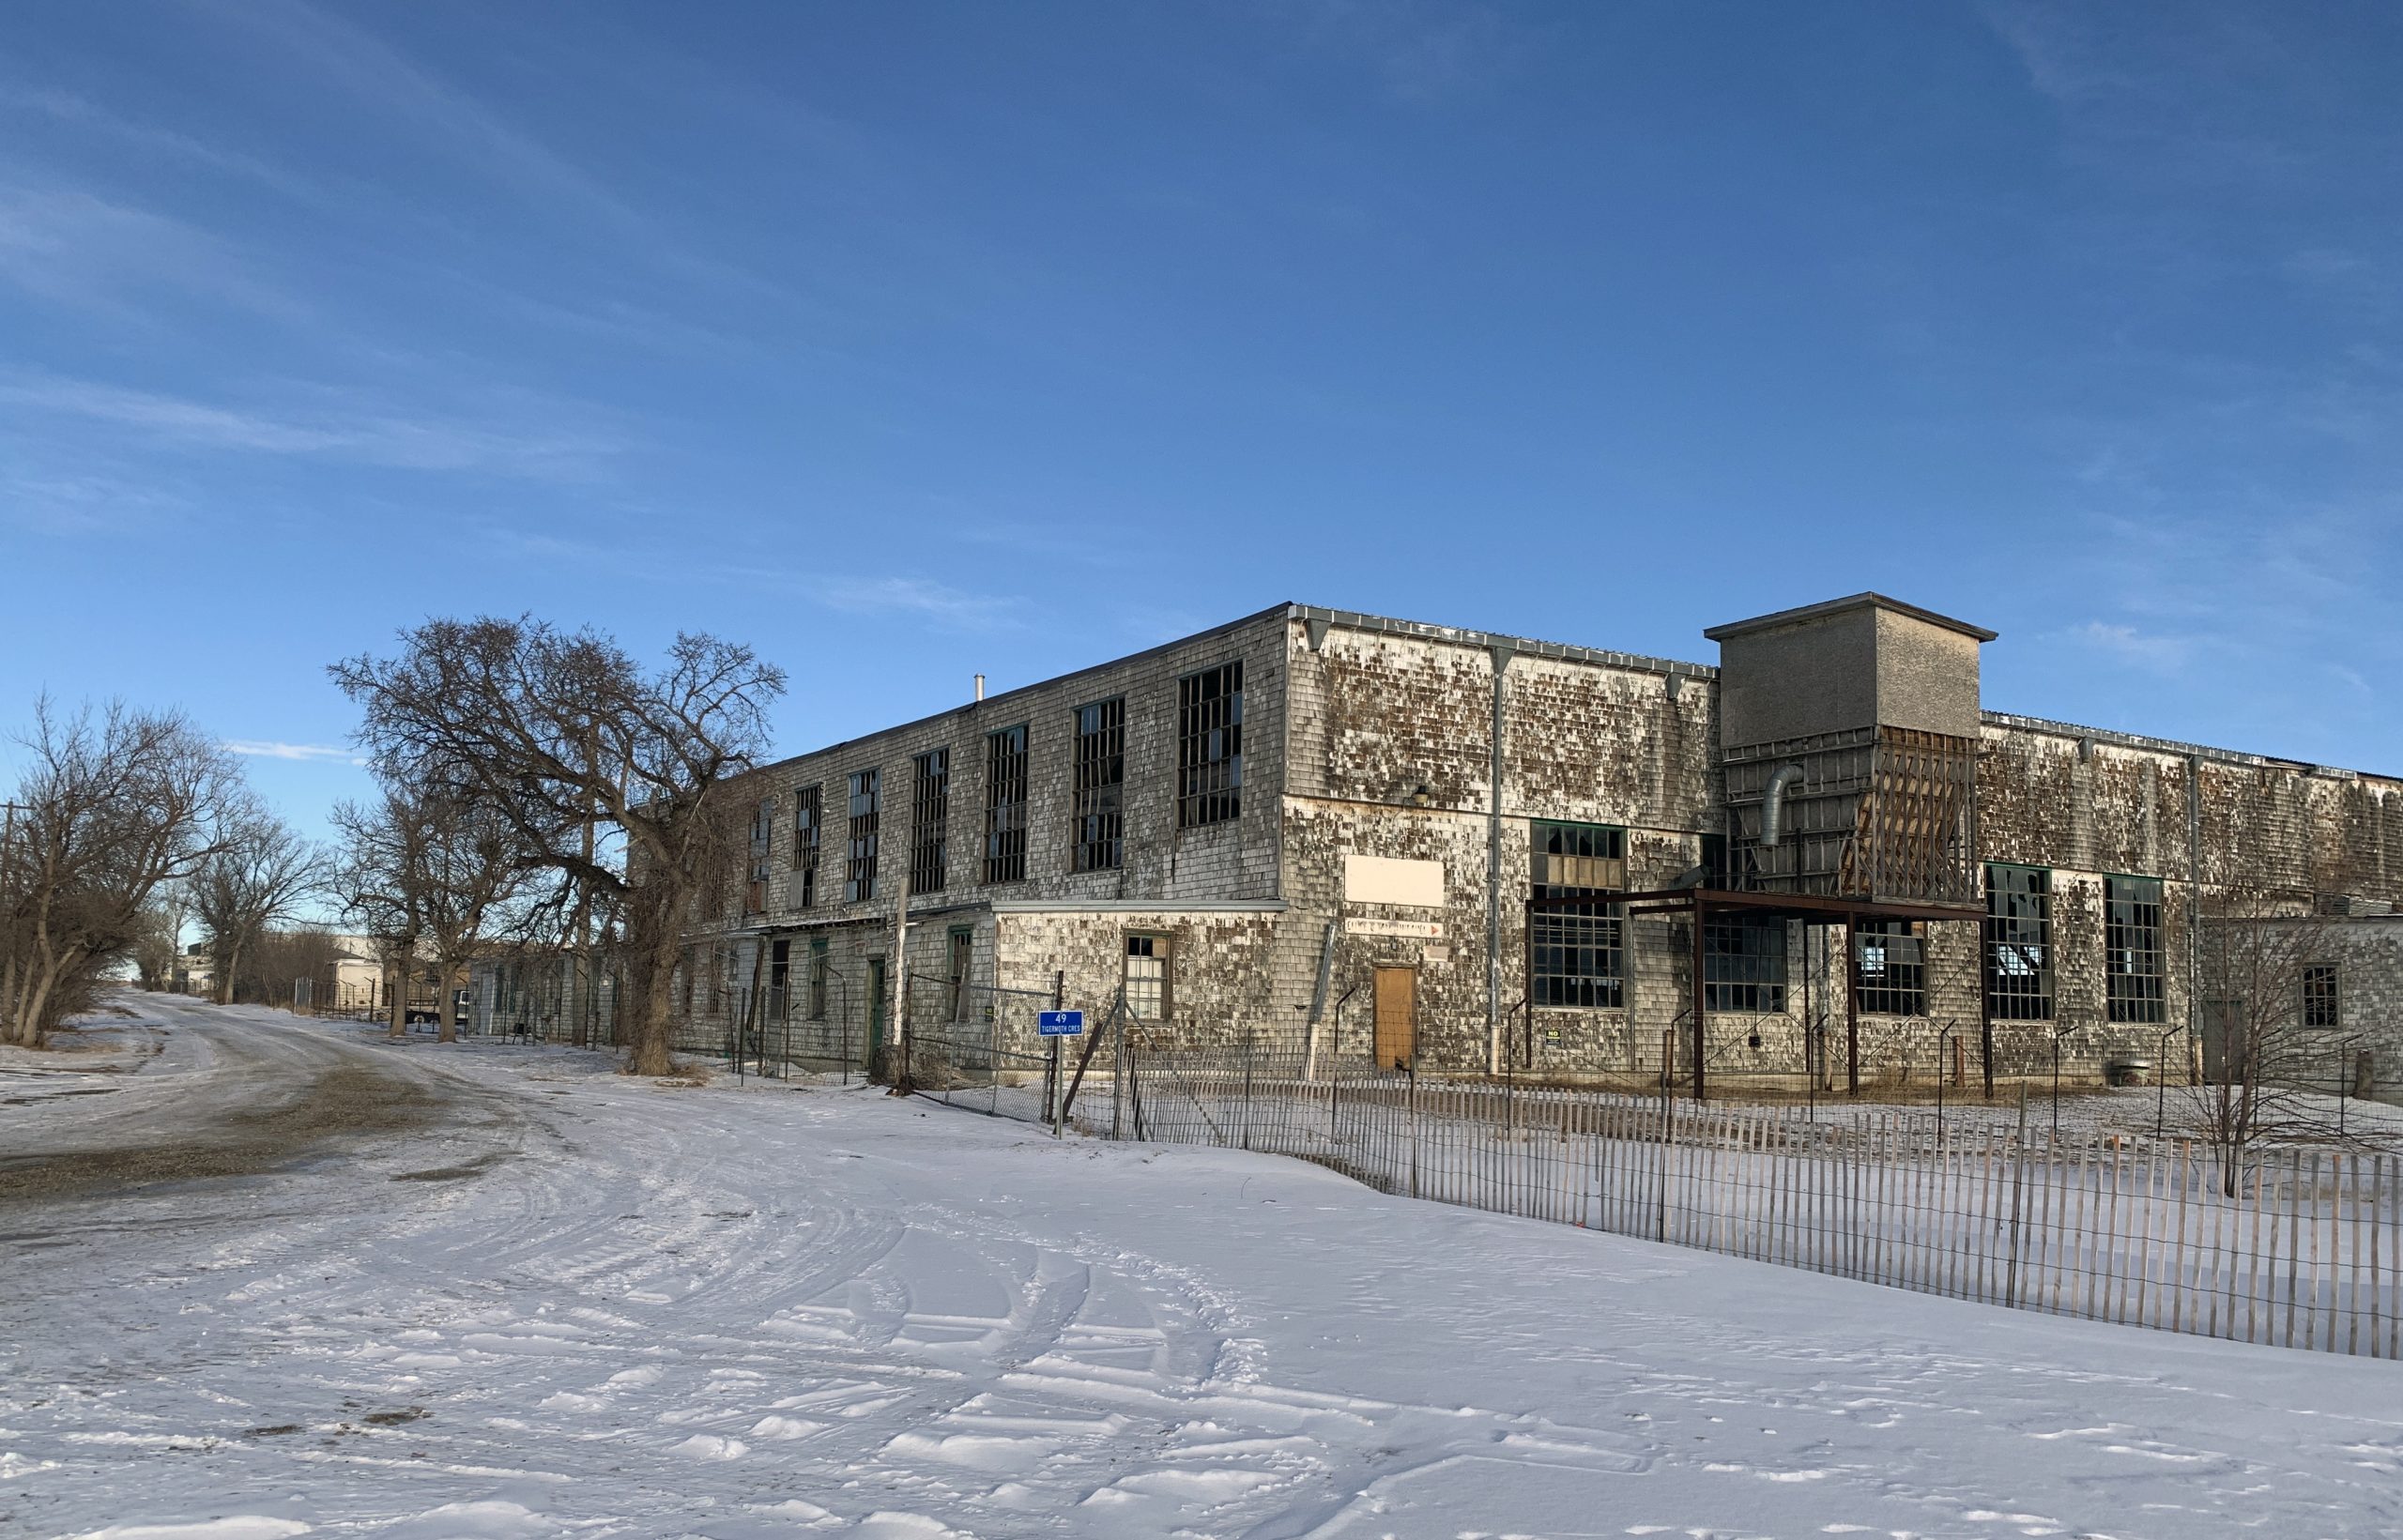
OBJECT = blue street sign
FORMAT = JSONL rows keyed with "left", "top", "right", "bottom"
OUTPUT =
{"left": 1037, "top": 1010, "right": 1085, "bottom": 1036}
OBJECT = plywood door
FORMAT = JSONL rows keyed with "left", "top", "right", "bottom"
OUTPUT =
{"left": 1372, "top": 966, "right": 1416, "bottom": 1070}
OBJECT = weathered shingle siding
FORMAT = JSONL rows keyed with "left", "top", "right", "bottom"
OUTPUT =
{"left": 673, "top": 602, "right": 2403, "bottom": 1085}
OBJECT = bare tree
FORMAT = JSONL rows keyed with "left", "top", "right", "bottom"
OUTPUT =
{"left": 332, "top": 781, "right": 535, "bottom": 1044}
{"left": 190, "top": 806, "right": 329, "bottom": 1006}
{"left": 1, "top": 700, "right": 243, "bottom": 1047}
{"left": 331, "top": 618, "right": 781, "bottom": 1076}
{"left": 330, "top": 792, "right": 419, "bottom": 1040}
{"left": 130, "top": 892, "right": 190, "bottom": 992}
{"left": 234, "top": 926, "right": 347, "bottom": 1009}
{"left": 2177, "top": 892, "right": 2355, "bottom": 1194}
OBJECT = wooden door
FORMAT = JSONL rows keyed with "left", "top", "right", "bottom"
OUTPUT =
{"left": 2199, "top": 999, "right": 2244, "bottom": 1084}
{"left": 866, "top": 958, "right": 888, "bottom": 1066}
{"left": 1372, "top": 966, "right": 1416, "bottom": 1070}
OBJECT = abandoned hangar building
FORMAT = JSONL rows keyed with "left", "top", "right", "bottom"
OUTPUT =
{"left": 678, "top": 593, "right": 2403, "bottom": 1089}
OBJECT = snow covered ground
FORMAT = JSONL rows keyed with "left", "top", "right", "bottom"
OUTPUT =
{"left": 6, "top": 999, "right": 2403, "bottom": 1539}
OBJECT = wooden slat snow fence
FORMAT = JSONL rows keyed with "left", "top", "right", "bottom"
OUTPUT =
{"left": 1092, "top": 1046, "right": 2402, "bottom": 1358}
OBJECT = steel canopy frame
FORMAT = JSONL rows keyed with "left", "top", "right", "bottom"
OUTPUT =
{"left": 1525, "top": 886, "right": 1982, "bottom": 1103}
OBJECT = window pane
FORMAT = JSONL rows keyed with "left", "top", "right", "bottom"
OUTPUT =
{"left": 1177, "top": 663, "right": 1242, "bottom": 828}
{"left": 1531, "top": 822, "right": 1625, "bottom": 1009}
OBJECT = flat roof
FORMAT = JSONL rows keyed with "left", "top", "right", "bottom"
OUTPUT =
{"left": 1703, "top": 591, "right": 1998, "bottom": 644}
{"left": 742, "top": 598, "right": 2393, "bottom": 788}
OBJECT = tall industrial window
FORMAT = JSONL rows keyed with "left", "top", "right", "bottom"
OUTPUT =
{"left": 746, "top": 797, "right": 774, "bottom": 914}
{"left": 911, "top": 748, "right": 948, "bottom": 893}
{"left": 1854, "top": 919, "right": 1926, "bottom": 1015}
{"left": 2105, "top": 875, "right": 2166, "bottom": 1024}
{"left": 1072, "top": 698, "right": 1125, "bottom": 872}
{"left": 1531, "top": 821, "right": 1625, "bottom": 1009}
{"left": 1125, "top": 933, "right": 1172, "bottom": 1021}
{"left": 1985, "top": 863, "right": 2053, "bottom": 1020}
{"left": 791, "top": 785, "right": 821, "bottom": 907}
{"left": 768, "top": 938, "right": 790, "bottom": 1020}
{"left": 1706, "top": 917, "right": 1787, "bottom": 1013}
{"left": 846, "top": 769, "right": 880, "bottom": 903}
{"left": 808, "top": 938, "right": 829, "bottom": 1020}
{"left": 984, "top": 725, "right": 1028, "bottom": 884}
{"left": 1177, "top": 662, "right": 1243, "bottom": 828}
{"left": 2303, "top": 964, "right": 2341, "bottom": 1029}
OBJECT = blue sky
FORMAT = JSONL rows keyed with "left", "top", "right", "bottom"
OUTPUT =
{"left": 4, "top": 1, "right": 2400, "bottom": 843}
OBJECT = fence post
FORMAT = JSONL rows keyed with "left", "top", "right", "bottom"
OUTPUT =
{"left": 1243, "top": 1032, "right": 1254, "bottom": 1152}
{"left": 2006, "top": 1084, "right": 2028, "bottom": 1309}
{"left": 1408, "top": 1061, "right": 1420, "bottom": 1200}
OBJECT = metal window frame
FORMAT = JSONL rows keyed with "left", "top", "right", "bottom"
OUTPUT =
{"left": 983, "top": 724, "right": 1030, "bottom": 885}
{"left": 846, "top": 769, "right": 880, "bottom": 903}
{"left": 1983, "top": 861, "right": 2053, "bottom": 1021}
{"left": 1072, "top": 696, "right": 1126, "bottom": 872}
{"left": 911, "top": 748, "right": 948, "bottom": 893}
{"left": 2302, "top": 962, "right": 2341, "bottom": 1029}
{"left": 1852, "top": 917, "right": 1927, "bottom": 1016}
{"left": 1704, "top": 913, "right": 1788, "bottom": 1014}
{"left": 791, "top": 784, "right": 821, "bottom": 906}
{"left": 807, "top": 937, "right": 830, "bottom": 1020}
{"left": 1175, "top": 661, "right": 1244, "bottom": 829}
{"left": 2105, "top": 873, "right": 2166, "bottom": 1025}
{"left": 1123, "top": 930, "right": 1174, "bottom": 1022}
{"left": 1530, "top": 820, "right": 1627, "bottom": 1011}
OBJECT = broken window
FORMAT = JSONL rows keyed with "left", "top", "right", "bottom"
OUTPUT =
{"left": 746, "top": 796, "right": 774, "bottom": 914}
{"left": 768, "top": 938, "right": 789, "bottom": 1021}
{"left": 2105, "top": 876, "right": 2166, "bottom": 1024}
{"left": 2303, "top": 963, "right": 2340, "bottom": 1029}
{"left": 1853, "top": 919, "right": 1926, "bottom": 1016}
{"left": 911, "top": 749, "right": 948, "bottom": 893}
{"left": 948, "top": 927, "right": 974, "bottom": 1021}
{"left": 808, "top": 937, "right": 829, "bottom": 1021}
{"left": 1984, "top": 863, "right": 2053, "bottom": 1021}
{"left": 1531, "top": 821, "right": 1625, "bottom": 1009}
{"left": 1073, "top": 697, "right": 1125, "bottom": 872}
{"left": 984, "top": 725, "right": 1028, "bottom": 884}
{"left": 1706, "top": 916, "right": 1787, "bottom": 1013}
{"left": 791, "top": 784, "right": 821, "bottom": 907}
{"left": 1177, "top": 662, "right": 1242, "bottom": 828}
{"left": 846, "top": 769, "right": 880, "bottom": 903}
{"left": 1124, "top": 932, "right": 1172, "bottom": 1021}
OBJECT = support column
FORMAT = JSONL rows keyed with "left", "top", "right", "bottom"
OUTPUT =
{"left": 1691, "top": 897, "right": 1708, "bottom": 1103}
{"left": 1844, "top": 918, "right": 1860, "bottom": 1096}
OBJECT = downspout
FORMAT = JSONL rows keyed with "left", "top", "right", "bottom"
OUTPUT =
{"left": 1487, "top": 642, "right": 1515, "bottom": 1075}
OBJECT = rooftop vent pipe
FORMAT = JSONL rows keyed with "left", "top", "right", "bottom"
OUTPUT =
{"left": 974, "top": 674, "right": 986, "bottom": 702}
{"left": 1760, "top": 764, "right": 1806, "bottom": 847}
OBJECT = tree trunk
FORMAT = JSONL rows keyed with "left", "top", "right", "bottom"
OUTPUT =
{"left": 627, "top": 926, "right": 681, "bottom": 1077}
{"left": 437, "top": 960, "right": 458, "bottom": 1044}
{"left": 387, "top": 955, "right": 409, "bottom": 1039}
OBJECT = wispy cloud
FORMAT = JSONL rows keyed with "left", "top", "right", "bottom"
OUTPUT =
{"left": 224, "top": 740, "right": 365, "bottom": 765}
{"left": 0, "top": 85, "right": 308, "bottom": 194}
{"left": 0, "top": 372, "right": 623, "bottom": 480}
{"left": 191, "top": 0, "right": 811, "bottom": 313}
{"left": 476, "top": 525, "right": 1030, "bottom": 633}
{"left": 813, "top": 576, "right": 1026, "bottom": 630}
{"left": 2059, "top": 619, "right": 2196, "bottom": 676}
{"left": 0, "top": 185, "right": 306, "bottom": 321}
{"left": 0, "top": 464, "right": 183, "bottom": 536}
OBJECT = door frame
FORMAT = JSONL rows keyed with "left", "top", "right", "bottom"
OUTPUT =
{"left": 1371, "top": 963, "right": 1418, "bottom": 1071}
